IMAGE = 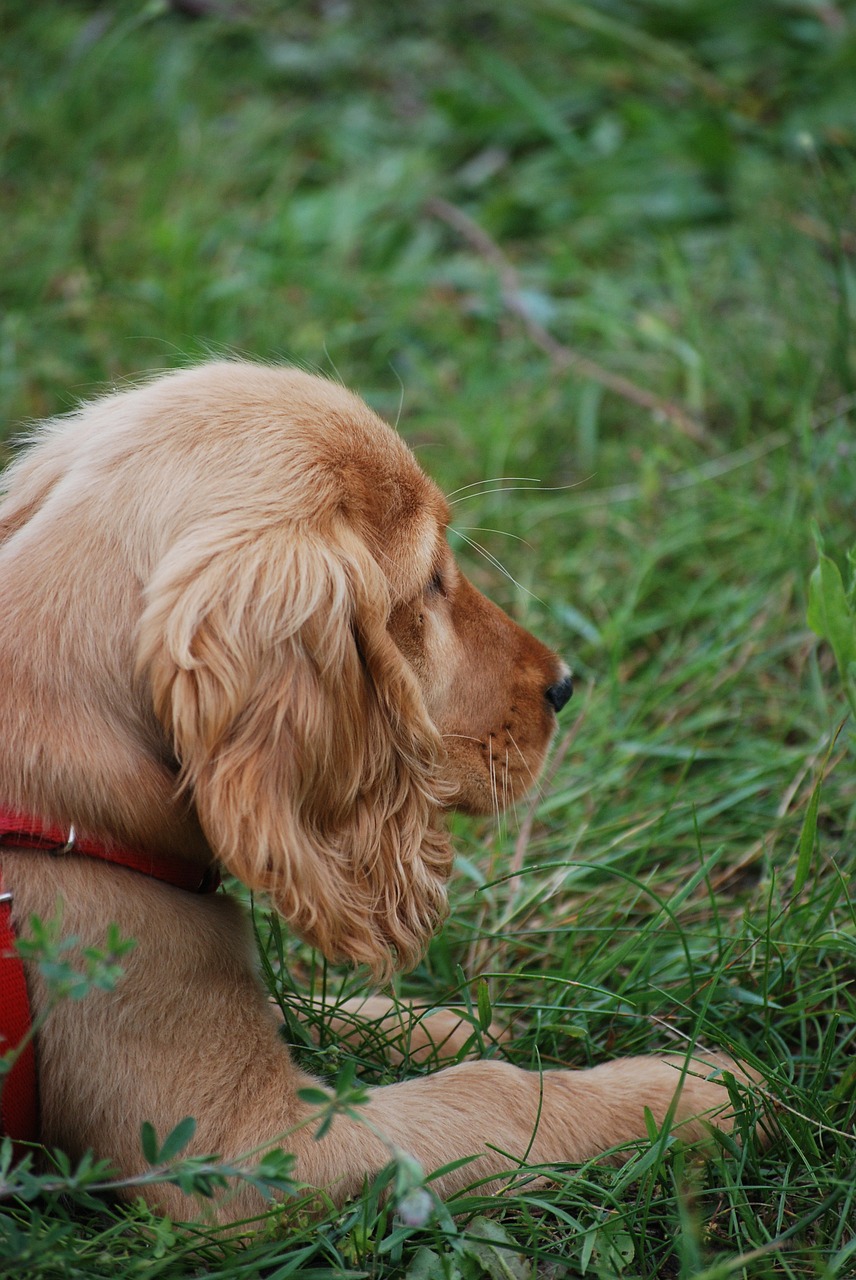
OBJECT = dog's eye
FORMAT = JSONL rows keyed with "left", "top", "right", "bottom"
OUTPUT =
{"left": 426, "top": 570, "right": 447, "bottom": 599}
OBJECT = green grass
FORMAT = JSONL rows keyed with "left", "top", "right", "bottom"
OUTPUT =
{"left": 1, "top": 1, "right": 855, "bottom": 1276}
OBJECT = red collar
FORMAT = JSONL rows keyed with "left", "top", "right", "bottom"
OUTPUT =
{"left": 0, "top": 806, "right": 220, "bottom": 894}
{"left": 0, "top": 806, "right": 220, "bottom": 1157}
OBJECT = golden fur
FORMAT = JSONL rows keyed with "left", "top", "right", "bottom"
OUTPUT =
{"left": 0, "top": 363, "right": 756, "bottom": 1222}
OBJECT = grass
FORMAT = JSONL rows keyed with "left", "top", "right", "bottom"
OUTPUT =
{"left": 1, "top": 1, "right": 855, "bottom": 1276}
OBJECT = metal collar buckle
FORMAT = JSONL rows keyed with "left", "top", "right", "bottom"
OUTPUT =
{"left": 52, "top": 824, "right": 77, "bottom": 855}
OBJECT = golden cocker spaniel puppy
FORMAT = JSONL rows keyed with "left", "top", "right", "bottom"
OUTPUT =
{"left": 0, "top": 362, "right": 750, "bottom": 1222}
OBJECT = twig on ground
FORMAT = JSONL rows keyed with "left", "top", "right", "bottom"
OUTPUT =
{"left": 790, "top": 212, "right": 856, "bottom": 256}
{"left": 424, "top": 196, "right": 711, "bottom": 446}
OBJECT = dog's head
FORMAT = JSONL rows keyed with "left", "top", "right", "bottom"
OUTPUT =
{"left": 2, "top": 363, "right": 571, "bottom": 977}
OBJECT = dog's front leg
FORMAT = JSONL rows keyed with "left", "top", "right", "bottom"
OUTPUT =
{"left": 212, "top": 1049, "right": 756, "bottom": 1223}
{"left": 13, "top": 862, "right": 756, "bottom": 1226}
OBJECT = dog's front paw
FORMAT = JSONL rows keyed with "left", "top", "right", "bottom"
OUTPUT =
{"left": 323, "top": 996, "right": 509, "bottom": 1066}
{"left": 574, "top": 1050, "right": 767, "bottom": 1153}
{"left": 275, "top": 993, "right": 508, "bottom": 1067}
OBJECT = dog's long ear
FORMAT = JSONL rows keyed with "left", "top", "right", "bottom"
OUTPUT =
{"left": 137, "top": 518, "right": 452, "bottom": 978}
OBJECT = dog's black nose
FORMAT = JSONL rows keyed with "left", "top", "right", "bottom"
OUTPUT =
{"left": 545, "top": 672, "right": 573, "bottom": 714}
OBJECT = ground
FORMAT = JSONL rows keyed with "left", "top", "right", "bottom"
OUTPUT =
{"left": 1, "top": 2, "right": 854, "bottom": 1276}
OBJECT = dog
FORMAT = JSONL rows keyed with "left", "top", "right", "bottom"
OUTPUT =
{"left": 0, "top": 362, "right": 755, "bottom": 1222}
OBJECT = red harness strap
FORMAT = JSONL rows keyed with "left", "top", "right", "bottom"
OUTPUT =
{"left": 0, "top": 868, "right": 37, "bottom": 1152}
{"left": 0, "top": 806, "right": 221, "bottom": 1157}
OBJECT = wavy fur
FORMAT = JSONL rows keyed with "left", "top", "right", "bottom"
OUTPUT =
{"left": 138, "top": 515, "right": 452, "bottom": 975}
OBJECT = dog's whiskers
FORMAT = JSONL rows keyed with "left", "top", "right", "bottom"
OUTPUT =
{"left": 488, "top": 736, "right": 502, "bottom": 835}
{"left": 457, "top": 526, "right": 535, "bottom": 550}
{"left": 507, "top": 730, "right": 545, "bottom": 805}
{"left": 388, "top": 361, "right": 406, "bottom": 431}
{"left": 445, "top": 476, "right": 540, "bottom": 501}
{"left": 449, "top": 482, "right": 582, "bottom": 506}
{"left": 452, "top": 531, "right": 547, "bottom": 608}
